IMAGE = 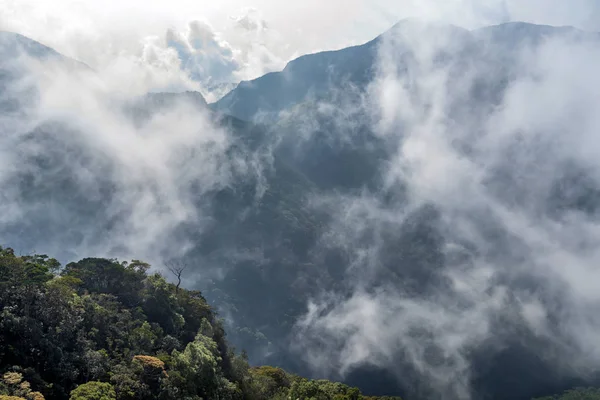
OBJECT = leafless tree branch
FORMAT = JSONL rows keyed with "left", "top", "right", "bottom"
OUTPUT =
{"left": 165, "top": 259, "right": 188, "bottom": 294}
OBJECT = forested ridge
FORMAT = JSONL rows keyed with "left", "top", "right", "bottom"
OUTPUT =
{"left": 1, "top": 246, "right": 599, "bottom": 400}
{"left": 0, "top": 246, "right": 403, "bottom": 400}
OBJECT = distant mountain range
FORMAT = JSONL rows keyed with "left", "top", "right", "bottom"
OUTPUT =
{"left": 211, "top": 20, "right": 600, "bottom": 121}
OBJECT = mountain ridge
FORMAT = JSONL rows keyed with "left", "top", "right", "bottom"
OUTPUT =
{"left": 0, "top": 30, "right": 92, "bottom": 71}
{"left": 2, "top": 20, "right": 600, "bottom": 400}
{"left": 211, "top": 20, "right": 599, "bottom": 121}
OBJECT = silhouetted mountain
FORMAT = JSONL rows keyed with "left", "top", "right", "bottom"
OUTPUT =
{"left": 212, "top": 20, "right": 599, "bottom": 122}
{"left": 210, "top": 36, "right": 378, "bottom": 121}
{"left": 0, "top": 31, "right": 92, "bottom": 112}
{"left": 0, "top": 31, "right": 90, "bottom": 67}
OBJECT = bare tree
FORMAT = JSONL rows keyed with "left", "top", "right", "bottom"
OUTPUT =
{"left": 165, "top": 259, "right": 188, "bottom": 294}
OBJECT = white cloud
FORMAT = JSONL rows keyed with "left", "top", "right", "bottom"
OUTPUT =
{"left": 294, "top": 17, "right": 600, "bottom": 399}
{"left": 0, "top": 1, "right": 290, "bottom": 99}
{"left": 2, "top": 0, "right": 598, "bottom": 101}
{"left": 0, "top": 48, "right": 251, "bottom": 265}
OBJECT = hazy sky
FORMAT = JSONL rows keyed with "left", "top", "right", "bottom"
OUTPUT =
{"left": 1, "top": 0, "right": 599, "bottom": 98}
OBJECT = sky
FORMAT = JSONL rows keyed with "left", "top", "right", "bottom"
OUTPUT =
{"left": 1, "top": 0, "right": 600, "bottom": 100}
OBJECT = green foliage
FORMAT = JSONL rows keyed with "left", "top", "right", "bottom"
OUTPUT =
{"left": 62, "top": 258, "right": 146, "bottom": 307}
{"left": 0, "top": 246, "right": 402, "bottom": 400}
{"left": 0, "top": 247, "right": 53, "bottom": 291}
{"left": 533, "top": 387, "right": 600, "bottom": 400}
{"left": 69, "top": 382, "right": 115, "bottom": 400}
{"left": 170, "top": 327, "right": 226, "bottom": 399}
{"left": 0, "top": 371, "right": 45, "bottom": 400}
{"left": 248, "top": 366, "right": 291, "bottom": 399}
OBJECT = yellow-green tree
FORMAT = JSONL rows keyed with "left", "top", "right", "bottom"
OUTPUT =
{"left": 69, "top": 382, "right": 116, "bottom": 400}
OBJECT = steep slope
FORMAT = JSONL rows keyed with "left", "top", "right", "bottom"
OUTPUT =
{"left": 211, "top": 20, "right": 600, "bottom": 399}
{"left": 0, "top": 31, "right": 91, "bottom": 112}
{"left": 210, "top": 20, "right": 468, "bottom": 121}
{"left": 210, "top": 38, "right": 379, "bottom": 121}
{"left": 211, "top": 20, "right": 599, "bottom": 122}
{"left": 0, "top": 31, "right": 90, "bottom": 67}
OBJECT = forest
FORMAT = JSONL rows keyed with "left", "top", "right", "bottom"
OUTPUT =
{"left": 0, "top": 246, "right": 404, "bottom": 400}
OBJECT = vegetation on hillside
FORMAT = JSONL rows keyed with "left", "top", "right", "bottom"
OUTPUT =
{"left": 0, "top": 246, "right": 400, "bottom": 400}
{"left": 533, "top": 388, "right": 600, "bottom": 400}
{"left": 1, "top": 245, "right": 598, "bottom": 400}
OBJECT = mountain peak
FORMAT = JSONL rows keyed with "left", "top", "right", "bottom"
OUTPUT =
{"left": 381, "top": 18, "right": 470, "bottom": 39}
{"left": 0, "top": 30, "right": 91, "bottom": 70}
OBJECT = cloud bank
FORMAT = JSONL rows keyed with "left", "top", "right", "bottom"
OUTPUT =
{"left": 294, "top": 19, "right": 600, "bottom": 399}
{"left": 3, "top": 2, "right": 600, "bottom": 399}
{"left": 0, "top": 39, "right": 258, "bottom": 267}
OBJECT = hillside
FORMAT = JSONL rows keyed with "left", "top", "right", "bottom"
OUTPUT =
{"left": 0, "top": 246, "right": 403, "bottom": 400}
{"left": 211, "top": 19, "right": 599, "bottom": 122}
{"left": 2, "top": 247, "right": 599, "bottom": 400}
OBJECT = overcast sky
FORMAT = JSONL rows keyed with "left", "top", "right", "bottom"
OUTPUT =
{"left": 2, "top": 0, "right": 599, "bottom": 97}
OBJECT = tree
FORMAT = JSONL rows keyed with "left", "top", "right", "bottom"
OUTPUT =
{"left": 170, "top": 323, "right": 233, "bottom": 399}
{"left": 164, "top": 260, "right": 188, "bottom": 294}
{"left": 248, "top": 366, "right": 290, "bottom": 399}
{"left": 69, "top": 382, "right": 116, "bottom": 400}
{"left": 1, "top": 372, "right": 45, "bottom": 400}
{"left": 132, "top": 355, "right": 167, "bottom": 393}
{"left": 62, "top": 258, "right": 147, "bottom": 307}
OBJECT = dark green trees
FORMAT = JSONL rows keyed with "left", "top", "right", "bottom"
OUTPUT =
{"left": 0, "top": 248, "right": 238, "bottom": 399}
{"left": 0, "top": 246, "right": 400, "bottom": 400}
{"left": 533, "top": 388, "right": 600, "bottom": 400}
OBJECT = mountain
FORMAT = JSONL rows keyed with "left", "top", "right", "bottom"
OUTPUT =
{"left": 0, "top": 31, "right": 92, "bottom": 113}
{"left": 0, "top": 31, "right": 89, "bottom": 66}
{"left": 140, "top": 22, "right": 600, "bottom": 399}
{"left": 210, "top": 36, "right": 378, "bottom": 121}
{"left": 2, "top": 21, "right": 600, "bottom": 400}
{"left": 211, "top": 19, "right": 599, "bottom": 122}
{"left": 0, "top": 31, "right": 91, "bottom": 78}
{"left": 210, "top": 20, "right": 469, "bottom": 121}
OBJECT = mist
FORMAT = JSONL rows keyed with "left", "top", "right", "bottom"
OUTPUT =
{"left": 3, "top": 0, "right": 600, "bottom": 100}
{"left": 293, "top": 19, "right": 600, "bottom": 400}
{"left": 0, "top": 37, "right": 259, "bottom": 267}
{"left": 2, "top": 3, "right": 600, "bottom": 400}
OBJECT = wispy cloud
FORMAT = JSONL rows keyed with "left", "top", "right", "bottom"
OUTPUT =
{"left": 0, "top": 43, "right": 254, "bottom": 266}
{"left": 294, "top": 19, "right": 600, "bottom": 399}
{"left": 2, "top": 0, "right": 598, "bottom": 101}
